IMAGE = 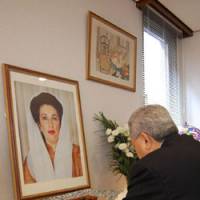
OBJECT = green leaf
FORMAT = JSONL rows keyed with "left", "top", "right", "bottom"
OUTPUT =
{"left": 94, "top": 112, "right": 138, "bottom": 178}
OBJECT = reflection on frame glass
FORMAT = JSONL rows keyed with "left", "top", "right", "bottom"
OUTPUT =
{"left": 3, "top": 64, "right": 90, "bottom": 200}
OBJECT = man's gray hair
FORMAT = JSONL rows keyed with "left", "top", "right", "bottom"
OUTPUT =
{"left": 128, "top": 105, "right": 178, "bottom": 142}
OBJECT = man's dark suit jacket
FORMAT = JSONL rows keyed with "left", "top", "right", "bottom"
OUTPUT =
{"left": 124, "top": 133, "right": 200, "bottom": 200}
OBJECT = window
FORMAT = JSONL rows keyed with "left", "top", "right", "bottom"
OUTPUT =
{"left": 143, "top": 7, "right": 183, "bottom": 125}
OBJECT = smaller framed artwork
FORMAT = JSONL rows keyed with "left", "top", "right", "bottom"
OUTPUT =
{"left": 87, "top": 11, "right": 137, "bottom": 92}
{"left": 3, "top": 64, "right": 90, "bottom": 200}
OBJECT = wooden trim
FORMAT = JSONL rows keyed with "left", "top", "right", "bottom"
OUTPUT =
{"left": 136, "top": 0, "right": 193, "bottom": 37}
{"left": 3, "top": 65, "right": 22, "bottom": 200}
{"left": 75, "top": 83, "right": 91, "bottom": 188}
{"left": 136, "top": 0, "right": 154, "bottom": 9}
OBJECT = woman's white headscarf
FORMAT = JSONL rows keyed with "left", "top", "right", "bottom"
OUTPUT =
{"left": 26, "top": 93, "right": 72, "bottom": 182}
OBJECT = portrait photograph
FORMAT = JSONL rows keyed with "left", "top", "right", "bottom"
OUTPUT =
{"left": 3, "top": 64, "right": 90, "bottom": 200}
{"left": 87, "top": 11, "right": 137, "bottom": 92}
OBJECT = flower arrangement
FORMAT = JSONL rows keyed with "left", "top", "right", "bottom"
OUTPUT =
{"left": 94, "top": 112, "right": 137, "bottom": 180}
{"left": 179, "top": 123, "right": 200, "bottom": 142}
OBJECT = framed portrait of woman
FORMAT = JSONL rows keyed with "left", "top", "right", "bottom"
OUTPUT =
{"left": 3, "top": 64, "right": 90, "bottom": 200}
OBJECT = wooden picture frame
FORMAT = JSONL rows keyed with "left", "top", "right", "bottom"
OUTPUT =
{"left": 3, "top": 64, "right": 90, "bottom": 200}
{"left": 87, "top": 11, "right": 137, "bottom": 92}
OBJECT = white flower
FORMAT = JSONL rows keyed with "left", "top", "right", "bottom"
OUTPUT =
{"left": 123, "top": 131, "right": 130, "bottom": 137}
{"left": 126, "top": 152, "right": 134, "bottom": 158}
{"left": 106, "top": 128, "right": 112, "bottom": 136}
{"left": 118, "top": 143, "right": 128, "bottom": 150}
{"left": 182, "top": 128, "right": 189, "bottom": 133}
{"left": 117, "top": 126, "right": 126, "bottom": 133}
{"left": 115, "top": 126, "right": 130, "bottom": 137}
{"left": 112, "top": 129, "right": 119, "bottom": 136}
{"left": 107, "top": 135, "right": 114, "bottom": 143}
{"left": 115, "top": 143, "right": 120, "bottom": 148}
{"left": 124, "top": 148, "right": 129, "bottom": 153}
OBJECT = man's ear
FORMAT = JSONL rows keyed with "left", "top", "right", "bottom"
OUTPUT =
{"left": 140, "top": 132, "right": 154, "bottom": 150}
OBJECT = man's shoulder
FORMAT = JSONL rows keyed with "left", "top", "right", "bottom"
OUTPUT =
{"left": 131, "top": 148, "right": 164, "bottom": 177}
{"left": 129, "top": 153, "right": 160, "bottom": 180}
{"left": 132, "top": 134, "right": 200, "bottom": 176}
{"left": 127, "top": 135, "right": 200, "bottom": 200}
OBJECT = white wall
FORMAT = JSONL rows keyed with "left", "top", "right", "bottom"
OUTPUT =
{"left": 0, "top": 0, "right": 143, "bottom": 199}
{"left": 183, "top": 31, "right": 200, "bottom": 128}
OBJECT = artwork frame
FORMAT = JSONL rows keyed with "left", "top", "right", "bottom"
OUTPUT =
{"left": 87, "top": 11, "right": 137, "bottom": 92}
{"left": 3, "top": 64, "right": 90, "bottom": 200}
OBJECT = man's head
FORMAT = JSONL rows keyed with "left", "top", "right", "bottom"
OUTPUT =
{"left": 129, "top": 105, "right": 178, "bottom": 159}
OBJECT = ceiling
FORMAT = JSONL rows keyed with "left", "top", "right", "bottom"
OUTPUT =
{"left": 159, "top": 0, "right": 200, "bottom": 31}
